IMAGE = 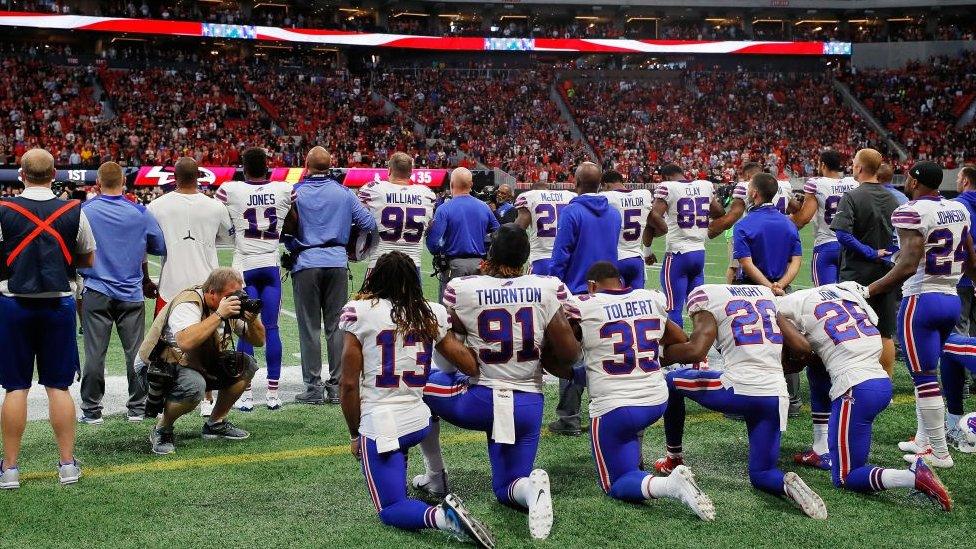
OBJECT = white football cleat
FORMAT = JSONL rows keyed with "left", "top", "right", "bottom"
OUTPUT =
{"left": 898, "top": 437, "right": 928, "bottom": 454}
{"left": 903, "top": 448, "right": 954, "bottom": 469}
{"left": 527, "top": 469, "right": 553, "bottom": 540}
{"left": 669, "top": 465, "right": 715, "bottom": 521}
{"left": 236, "top": 391, "right": 254, "bottom": 412}
{"left": 783, "top": 472, "right": 827, "bottom": 520}
{"left": 199, "top": 399, "right": 214, "bottom": 418}
{"left": 412, "top": 470, "right": 448, "bottom": 500}
{"left": 266, "top": 394, "right": 283, "bottom": 411}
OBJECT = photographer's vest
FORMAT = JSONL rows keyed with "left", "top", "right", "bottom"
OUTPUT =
{"left": 138, "top": 287, "right": 240, "bottom": 374}
{"left": 0, "top": 196, "right": 80, "bottom": 294}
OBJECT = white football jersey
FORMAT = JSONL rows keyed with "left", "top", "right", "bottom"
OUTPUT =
{"left": 653, "top": 180, "right": 715, "bottom": 253}
{"left": 339, "top": 298, "right": 449, "bottom": 440}
{"left": 891, "top": 196, "right": 971, "bottom": 296}
{"left": 570, "top": 288, "right": 670, "bottom": 417}
{"left": 444, "top": 274, "right": 568, "bottom": 393}
{"left": 147, "top": 191, "right": 234, "bottom": 302}
{"left": 776, "top": 285, "right": 887, "bottom": 400}
{"left": 733, "top": 179, "right": 794, "bottom": 215}
{"left": 216, "top": 180, "right": 292, "bottom": 271}
{"left": 603, "top": 189, "right": 654, "bottom": 259}
{"left": 686, "top": 284, "right": 787, "bottom": 397}
{"left": 357, "top": 180, "right": 436, "bottom": 268}
{"left": 802, "top": 176, "right": 856, "bottom": 247}
{"left": 514, "top": 189, "right": 577, "bottom": 263}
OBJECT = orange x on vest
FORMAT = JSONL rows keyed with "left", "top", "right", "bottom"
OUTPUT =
{"left": 0, "top": 200, "right": 79, "bottom": 267}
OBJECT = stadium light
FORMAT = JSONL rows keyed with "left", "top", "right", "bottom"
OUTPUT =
{"left": 393, "top": 12, "right": 429, "bottom": 18}
{"left": 575, "top": 16, "right": 600, "bottom": 21}
{"left": 500, "top": 15, "right": 528, "bottom": 20}
{"left": 794, "top": 20, "right": 839, "bottom": 26}
{"left": 886, "top": 17, "right": 914, "bottom": 22}
{"left": 753, "top": 19, "right": 783, "bottom": 24}
{"left": 438, "top": 14, "right": 461, "bottom": 19}
{"left": 626, "top": 17, "right": 659, "bottom": 22}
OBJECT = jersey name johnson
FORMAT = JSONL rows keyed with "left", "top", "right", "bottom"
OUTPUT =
{"left": 891, "top": 197, "right": 971, "bottom": 296}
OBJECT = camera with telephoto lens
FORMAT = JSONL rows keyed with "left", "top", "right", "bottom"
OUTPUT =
{"left": 229, "top": 290, "right": 262, "bottom": 319}
{"left": 144, "top": 359, "right": 178, "bottom": 417}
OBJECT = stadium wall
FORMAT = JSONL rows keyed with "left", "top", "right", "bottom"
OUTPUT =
{"left": 852, "top": 40, "right": 976, "bottom": 69}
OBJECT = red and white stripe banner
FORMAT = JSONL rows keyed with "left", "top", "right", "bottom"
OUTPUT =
{"left": 0, "top": 12, "right": 851, "bottom": 55}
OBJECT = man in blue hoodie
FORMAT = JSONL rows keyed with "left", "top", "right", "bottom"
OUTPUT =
{"left": 954, "top": 165, "right": 976, "bottom": 336}
{"left": 548, "top": 162, "right": 621, "bottom": 435}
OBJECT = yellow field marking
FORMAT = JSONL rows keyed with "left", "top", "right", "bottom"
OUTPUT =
{"left": 20, "top": 392, "right": 918, "bottom": 482}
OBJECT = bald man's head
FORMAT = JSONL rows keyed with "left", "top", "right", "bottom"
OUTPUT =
{"left": 97, "top": 161, "right": 125, "bottom": 193}
{"left": 450, "top": 167, "right": 473, "bottom": 195}
{"left": 305, "top": 147, "right": 332, "bottom": 174}
{"left": 853, "top": 149, "right": 882, "bottom": 182}
{"left": 575, "top": 162, "right": 602, "bottom": 194}
{"left": 20, "top": 148, "right": 55, "bottom": 186}
{"left": 173, "top": 157, "right": 199, "bottom": 188}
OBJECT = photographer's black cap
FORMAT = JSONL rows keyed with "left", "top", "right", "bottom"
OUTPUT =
{"left": 488, "top": 223, "right": 530, "bottom": 268}
{"left": 909, "top": 161, "right": 944, "bottom": 189}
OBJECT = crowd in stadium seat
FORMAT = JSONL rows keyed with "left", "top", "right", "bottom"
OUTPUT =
{"left": 564, "top": 71, "right": 887, "bottom": 182}
{"left": 0, "top": 57, "right": 103, "bottom": 167}
{"left": 846, "top": 50, "right": 976, "bottom": 168}
{"left": 373, "top": 69, "right": 590, "bottom": 183}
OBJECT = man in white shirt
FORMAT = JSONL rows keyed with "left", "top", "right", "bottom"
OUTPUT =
{"left": 0, "top": 148, "right": 96, "bottom": 489}
{"left": 147, "top": 157, "right": 234, "bottom": 415}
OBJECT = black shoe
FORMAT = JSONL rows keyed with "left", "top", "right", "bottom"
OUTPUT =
{"left": 295, "top": 388, "right": 325, "bottom": 405}
{"left": 202, "top": 420, "right": 250, "bottom": 440}
{"left": 548, "top": 419, "right": 582, "bottom": 436}
{"left": 788, "top": 404, "right": 803, "bottom": 418}
{"left": 326, "top": 385, "right": 340, "bottom": 405}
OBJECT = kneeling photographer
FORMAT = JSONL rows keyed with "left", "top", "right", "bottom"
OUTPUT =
{"left": 136, "top": 268, "right": 265, "bottom": 455}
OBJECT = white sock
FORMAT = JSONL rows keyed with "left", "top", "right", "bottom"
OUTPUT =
{"left": 880, "top": 468, "right": 916, "bottom": 489}
{"left": 947, "top": 412, "right": 962, "bottom": 431}
{"left": 917, "top": 394, "right": 949, "bottom": 457}
{"left": 644, "top": 475, "right": 672, "bottom": 500}
{"left": 913, "top": 404, "right": 928, "bottom": 445}
{"left": 419, "top": 420, "right": 446, "bottom": 475}
{"left": 511, "top": 477, "right": 532, "bottom": 508}
{"left": 812, "top": 424, "right": 829, "bottom": 455}
{"left": 433, "top": 506, "right": 449, "bottom": 530}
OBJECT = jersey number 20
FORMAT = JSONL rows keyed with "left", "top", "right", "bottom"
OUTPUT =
{"left": 726, "top": 299, "right": 783, "bottom": 346}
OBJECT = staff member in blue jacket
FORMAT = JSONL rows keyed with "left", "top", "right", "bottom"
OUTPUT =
{"left": 0, "top": 148, "right": 96, "bottom": 489}
{"left": 548, "top": 162, "right": 621, "bottom": 436}
{"left": 733, "top": 172, "right": 804, "bottom": 416}
{"left": 283, "top": 147, "right": 376, "bottom": 405}
{"left": 954, "top": 165, "right": 976, "bottom": 336}
{"left": 78, "top": 162, "right": 166, "bottom": 424}
{"left": 426, "top": 167, "right": 499, "bottom": 299}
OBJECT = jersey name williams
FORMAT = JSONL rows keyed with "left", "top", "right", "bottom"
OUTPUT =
{"left": 245, "top": 193, "right": 277, "bottom": 206}
{"left": 476, "top": 287, "right": 543, "bottom": 305}
{"left": 386, "top": 192, "right": 424, "bottom": 205}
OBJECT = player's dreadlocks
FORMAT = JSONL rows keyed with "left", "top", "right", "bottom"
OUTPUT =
{"left": 356, "top": 251, "right": 439, "bottom": 341}
{"left": 481, "top": 223, "right": 530, "bottom": 278}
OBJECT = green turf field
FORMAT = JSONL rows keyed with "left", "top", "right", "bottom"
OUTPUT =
{"left": 2, "top": 227, "right": 974, "bottom": 548}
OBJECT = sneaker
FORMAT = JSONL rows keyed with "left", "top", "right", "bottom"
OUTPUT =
{"left": 526, "top": 469, "right": 553, "bottom": 540}
{"left": 199, "top": 399, "right": 215, "bottom": 417}
{"left": 903, "top": 448, "right": 954, "bottom": 469}
{"left": 912, "top": 458, "right": 952, "bottom": 512}
{"left": 654, "top": 454, "right": 684, "bottom": 475}
{"left": 412, "top": 470, "right": 449, "bottom": 500}
{"left": 202, "top": 420, "right": 250, "bottom": 440}
{"left": 788, "top": 403, "right": 803, "bottom": 418}
{"left": 57, "top": 459, "right": 81, "bottom": 486}
{"left": 326, "top": 385, "right": 340, "bottom": 405}
{"left": 78, "top": 413, "right": 103, "bottom": 425}
{"left": 0, "top": 460, "right": 20, "bottom": 490}
{"left": 150, "top": 427, "right": 176, "bottom": 455}
{"left": 266, "top": 394, "right": 283, "bottom": 411}
{"left": 898, "top": 437, "right": 928, "bottom": 454}
{"left": 783, "top": 472, "right": 827, "bottom": 520}
{"left": 236, "top": 391, "right": 254, "bottom": 412}
{"left": 295, "top": 388, "right": 325, "bottom": 405}
{"left": 442, "top": 493, "right": 496, "bottom": 548}
{"left": 793, "top": 449, "right": 831, "bottom": 471}
{"left": 946, "top": 427, "right": 976, "bottom": 454}
{"left": 127, "top": 413, "right": 146, "bottom": 423}
{"left": 669, "top": 465, "right": 716, "bottom": 521}
{"left": 547, "top": 419, "right": 582, "bottom": 437}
